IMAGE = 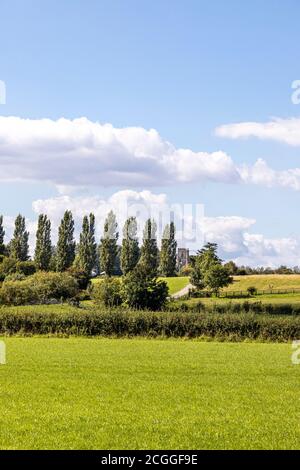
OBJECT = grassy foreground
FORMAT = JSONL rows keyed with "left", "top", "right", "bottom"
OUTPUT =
{"left": 0, "top": 337, "right": 299, "bottom": 450}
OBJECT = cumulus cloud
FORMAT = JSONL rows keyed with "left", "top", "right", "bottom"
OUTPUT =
{"left": 239, "top": 158, "right": 300, "bottom": 191}
{"left": 235, "top": 234, "right": 300, "bottom": 268}
{"left": 0, "top": 116, "right": 240, "bottom": 187}
{"left": 2, "top": 115, "right": 300, "bottom": 192}
{"left": 215, "top": 117, "right": 300, "bottom": 146}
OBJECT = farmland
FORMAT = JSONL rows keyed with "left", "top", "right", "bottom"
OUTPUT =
{"left": 0, "top": 337, "right": 299, "bottom": 450}
{"left": 224, "top": 274, "right": 300, "bottom": 292}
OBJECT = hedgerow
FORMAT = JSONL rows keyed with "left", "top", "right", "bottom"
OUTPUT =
{"left": 0, "top": 307, "right": 300, "bottom": 341}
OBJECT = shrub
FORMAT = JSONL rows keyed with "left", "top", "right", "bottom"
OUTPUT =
{"left": 16, "top": 261, "right": 36, "bottom": 276}
{"left": 122, "top": 267, "right": 169, "bottom": 310}
{"left": 92, "top": 277, "right": 122, "bottom": 307}
{"left": 0, "top": 271, "right": 78, "bottom": 306}
{"left": 247, "top": 286, "right": 258, "bottom": 296}
{"left": 0, "top": 257, "right": 36, "bottom": 281}
{"left": 67, "top": 267, "right": 90, "bottom": 290}
{"left": 4, "top": 272, "right": 26, "bottom": 282}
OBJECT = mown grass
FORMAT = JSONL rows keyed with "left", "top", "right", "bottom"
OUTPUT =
{"left": 224, "top": 274, "right": 300, "bottom": 292}
{"left": 0, "top": 337, "right": 299, "bottom": 450}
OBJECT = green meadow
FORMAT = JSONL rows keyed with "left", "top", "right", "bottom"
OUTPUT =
{"left": 0, "top": 337, "right": 299, "bottom": 450}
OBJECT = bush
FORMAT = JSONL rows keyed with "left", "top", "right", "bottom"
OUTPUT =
{"left": 122, "top": 267, "right": 169, "bottom": 310}
{"left": 4, "top": 272, "right": 26, "bottom": 282}
{"left": 247, "top": 286, "right": 258, "bottom": 296}
{"left": 92, "top": 277, "right": 122, "bottom": 307}
{"left": 67, "top": 267, "right": 90, "bottom": 290}
{"left": 0, "top": 257, "right": 36, "bottom": 281}
{"left": 0, "top": 272, "right": 79, "bottom": 306}
{"left": 0, "top": 307, "right": 300, "bottom": 341}
{"left": 17, "top": 261, "right": 36, "bottom": 276}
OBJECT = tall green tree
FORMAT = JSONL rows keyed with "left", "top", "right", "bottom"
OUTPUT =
{"left": 99, "top": 210, "right": 118, "bottom": 276}
{"left": 77, "top": 213, "right": 97, "bottom": 275}
{"left": 0, "top": 215, "right": 5, "bottom": 255}
{"left": 121, "top": 217, "right": 140, "bottom": 275}
{"left": 138, "top": 218, "right": 159, "bottom": 278}
{"left": 10, "top": 214, "right": 29, "bottom": 261}
{"left": 56, "top": 210, "right": 76, "bottom": 272}
{"left": 190, "top": 242, "right": 233, "bottom": 292}
{"left": 34, "top": 214, "right": 52, "bottom": 270}
{"left": 159, "top": 221, "right": 177, "bottom": 277}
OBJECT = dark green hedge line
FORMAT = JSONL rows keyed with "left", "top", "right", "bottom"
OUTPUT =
{"left": 1, "top": 308, "right": 300, "bottom": 341}
{"left": 169, "top": 300, "right": 300, "bottom": 316}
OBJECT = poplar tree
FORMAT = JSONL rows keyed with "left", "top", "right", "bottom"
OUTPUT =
{"left": 10, "top": 214, "right": 29, "bottom": 261}
{"left": 34, "top": 214, "right": 52, "bottom": 270}
{"left": 121, "top": 217, "right": 140, "bottom": 275}
{"left": 138, "top": 218, "right": 159, "bottom": 278}
{"left": 159, "top": 222, "right": 177, "bottom": 277}
{"left": 77, "top": 213, "right": 97, "bottom": 275}
{"left": 56, "top": 210, "right": 76, "bottom": 272}
{"left": 99, "top": 210, "right": 118, "bottom": 276}
{"left": 0, "top": 215, "right": 5, "bottom": 255}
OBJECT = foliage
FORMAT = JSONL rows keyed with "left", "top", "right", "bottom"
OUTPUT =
{"left": 159, "top": 222, "right": 177, "bottom": 277}
{"left": 9, "top": 214, "right": 29, "bottom": 261}
{"left": 0, "top": 257, "right": 36, "bottom": 281}
{"left": 1, "top": 305, "right": 300, "bottom": 341}
{"left": 92, "top": 276, "right": 122, "bottom": 307}
{"left": 247, "top": 286, "right": 258, "bottom": 296}
{"left": 0, "top": 271, "right": 78, "bottom": 305}
{"left": 34, "top": 214, "right": 52, "bottom": 270}
{"left": 138, "top": 219, "right": 159, "bottom": 278}
{"left": 122, "top": 265, "right": 168, "bottom": 310}
{"left": 56, "top": 211, "right": 76, "bottom": 272}
{"left": 190, "top": 243, "right": 232, "bottom": 293}
{"left": 203, "top": 263, "right": 233, "bottom": 295}
{"left": 76, "top": 213, "right": 97, "bottom": 275}
{"left": 99, "top": 210, "right": 119, "bottom": 276}
{"left": 224, "top": 260, "right": 239, "bottom": 275}
{"left": 67, "top": 266, "right": 91, "bottom": 290}
{"left": 121, "top": 217, "right": 140, "bottom": 275}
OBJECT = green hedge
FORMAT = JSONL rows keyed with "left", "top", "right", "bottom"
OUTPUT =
{"left": 169, "top": 300, "right": 300, "bottom": 316}
{"left": 0, "top": 307, "right": 300, "bottom": 341}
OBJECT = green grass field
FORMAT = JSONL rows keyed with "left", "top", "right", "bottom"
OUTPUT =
{"left": 181, "top": 292, "right": 300, "bottom": 307}
{"left": 225, "top": 274, "right": 300, "bottom": 292}
{"left": 92, "top": 276, "right": 189, "bottom": 295}
{"left": 158, "top": 276, "right": 189, "bottom": 295}
{"left": 0, "top": 337, "right": 300, "bottom": 450}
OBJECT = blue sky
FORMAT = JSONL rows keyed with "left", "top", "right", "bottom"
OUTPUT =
{"left": 1, "top": 0, "right": 300, "bottom": 265}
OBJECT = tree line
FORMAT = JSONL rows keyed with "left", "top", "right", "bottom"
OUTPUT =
{"left": 0, "top": 211, "right": 177, "bottom": 278}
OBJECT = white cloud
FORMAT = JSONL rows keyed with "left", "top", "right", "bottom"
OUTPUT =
{"left": 0, "top": 116, "right": 239, "bottom": 187}
{"left": 2, "top": 115, "right": 300, "bottom": 192}
{"left": 236, "top": 234, "right": 300, "bottom": 268}
{"left": 239, "top": 158, "right": 300, "bottom": 191}
{"left": 215, "top": 117, "right": 300, "bottom": 146}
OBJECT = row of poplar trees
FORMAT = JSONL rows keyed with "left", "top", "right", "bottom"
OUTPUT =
{"left": 0, "top": 211, "right": 178, "bottom": 277}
